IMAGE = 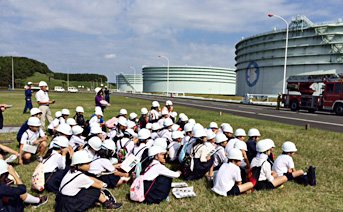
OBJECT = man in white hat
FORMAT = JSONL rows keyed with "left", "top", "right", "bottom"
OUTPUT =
{"left": 23, "top": 82, "right": 33, "bottom": 114}
{"left": 35, "top": 81, "right": 54, "bottom": 131}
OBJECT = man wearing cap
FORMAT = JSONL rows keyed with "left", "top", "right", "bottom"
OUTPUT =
{"left": 23, "top": 82, "right": 33, "bottom": 114}
{"left": 35, "top": 81, "right": 54, "bottom": 131}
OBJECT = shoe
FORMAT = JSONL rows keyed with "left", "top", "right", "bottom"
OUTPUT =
{"left": 32, "top": 195, "right": 48, "bottom": 208}
{"left": 276, "top": 184, "right": 284, "bottom": 189}
{"left": 102, "top": 200, "right": 122, "bottom": 209}
{"left": 121, "top": 176, "right": 130, "bottom": 182}
{"left": 37, "top": 156, "right": 43, "bottom": 162}
{"left": 206, "top": 176, "right": 213, "bottom": 181}
{"left": 101, "top": 189, "right": 116, "bottom": 203}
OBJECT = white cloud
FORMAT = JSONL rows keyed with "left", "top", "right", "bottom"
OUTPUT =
{"left": 104, "top": 54, "right": 116, "bottom": 59}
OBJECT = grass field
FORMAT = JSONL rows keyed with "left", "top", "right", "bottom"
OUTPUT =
{"left": 0, "top": 91, "right": 342, "bottom": 211}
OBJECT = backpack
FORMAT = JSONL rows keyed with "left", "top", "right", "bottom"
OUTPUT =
{"left": 82, "top": 120, "right": 90, "bottom": 137}
{"left": 306, "top": 165, "right": 316, "bottom": 186}
{"left": 31, "top": 155, "right": 53, "bottom": 191}
{"left": 130, "top": 164, "right": 156, "bottom": 202}
{"left": 105, "top": 117, "right": 118, "bottom": 129}
{"left": 178, "top": 142, "right": 189, "bottom": 163}
{"left": 117, "top": 139, "right": 130, "bottom": 163}
{"left": 181, "top": 144, "right": 203, "bottom": 178}
{"left": 247, "top": 161, "right": 266, "bottom": 187}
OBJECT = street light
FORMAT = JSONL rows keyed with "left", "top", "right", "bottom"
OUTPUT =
{"left": 158, "top": 55, "right": 169, "bottom": 95}
{"left": 268, "top": 13, "right": 289, "bottom": 94}
{"left": 128, "top": 66, "right": 136, "bottom": 92}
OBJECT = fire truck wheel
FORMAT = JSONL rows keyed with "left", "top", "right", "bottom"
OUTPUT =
{"left": 290, "top": 99, "right": 299, "bottom": 111}
{"left": 334, "top": 104, "right": 343, "bottom": 116}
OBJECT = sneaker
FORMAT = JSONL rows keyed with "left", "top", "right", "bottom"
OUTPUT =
{"left": 101, "top": 189, "right": 116, "bottom": 203}
{"left": 206, "top": 176, "right": 213, "bottom": 181}
{"left": 102, "top": 200, "right": 122, "bottom": 209}
{"left": 37, "top": 156, "right": 43, "bottom": 162}
{"left": 121, "top": 176, "right": 130, "bottom": 182}
{"left": 32, "top": 195, "right": 48, "bottom": 208}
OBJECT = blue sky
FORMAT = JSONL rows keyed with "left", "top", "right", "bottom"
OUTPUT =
{"left": 0, "top": 0, "right": 342, "bottom": 83}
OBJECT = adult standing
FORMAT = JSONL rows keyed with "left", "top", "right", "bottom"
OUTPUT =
{"left": 0, "top": 104, "right": 6, "bottom": 129}
{"left": 35, "top": 81, "right": 54, "bottom": 131}
{"left": 95, "top": 87, "right": 110, "bottom": 112}
{"left": 104, "top": 86, "right": 110, "bottom": 103}
{"left": 23, "top": 82, "right": 33, "bottom": 114}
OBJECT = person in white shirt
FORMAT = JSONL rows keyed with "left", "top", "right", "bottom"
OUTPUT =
{"left": 272, "top": 141, "right": 305, "bottom": 183}
{"left": 250, "top": 139, "right": 287, "bottom": 190}
{"left": 42, "top": 136, "right": 69, "bottom": 194}
{"left": 69, "top": 126, "right": 85, "bottom": 151}
{"left": 168, "top": 131, "right": 183, "bottom": 162}
{"left": 157, "top": 109, "right": 169, "bottom": 128}
{"left": 181, "top": 123, "right": 193, "bottom": 145}
{"left": 116, "top": 132, "right": 136, "bottom": 162}
{"left": 55, "top": 151, "right": 122, "bottom": 211}
{"left": 59, "top": 109, "right": 70, "bottom": 125}
{"left": 205, "top": 129, "right": 216, "bottom": 146}
{"left": 158, "top": 118, "right": 173, "bottom": 143}
{"left": 150, "top": 123, "right": 161, "bottom": 140}
{"left": 148, "top": 101, "right": 161, "bottom": 123}
{"left": 142, "top": 146, "right": 181, "bottom": 204}
{"left": 89, "top": 110, "right": 103, "bottom": 126}
{"left": 213, "top": 133, "right": 228, "bottom": 170}
{"left": 18, "top": 117, "right": 47, "bottom": 164}
{"left": 212, "top": 148, "right": 253, "bottom": 196}
{"left": 47, "top": 111, "right": 62, "bottom": 136}
{"left": 82, "top": 137, "right": 102, "bottom": 160}
{"left": 35, "top": 81, "right": 54, "bottom": 131}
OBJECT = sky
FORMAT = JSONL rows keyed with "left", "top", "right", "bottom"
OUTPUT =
{"left": 0, "top": 0, "right": 342, "bottom": 83}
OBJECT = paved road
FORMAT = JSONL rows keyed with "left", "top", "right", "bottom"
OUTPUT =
{"left": 113, "top": 92, "right": 343, "bottom": 133}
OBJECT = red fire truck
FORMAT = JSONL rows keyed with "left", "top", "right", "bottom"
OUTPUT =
{"left": 282, "top": 72, "right": 343, "bottom": 115}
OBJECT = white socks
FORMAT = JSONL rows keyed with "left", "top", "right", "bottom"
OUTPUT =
{"left": 24, "top": 193, "right": 40, "bottom": 204}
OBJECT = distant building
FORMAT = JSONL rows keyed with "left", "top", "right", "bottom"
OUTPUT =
{"left": 235, "top": 15, "right": 343, "bottom": 96}
{"left": 142, "top": 66, "right": 236, "bottom": 95}
{"left": 116, "top": 74, "right": 143, "bottom": 92}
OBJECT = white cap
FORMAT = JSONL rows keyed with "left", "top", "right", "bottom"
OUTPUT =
{"left": 61, "top": 109, "right": 70, "bottom": 115}
{"left": 95, "top": 110, "right": 103, "bottom": 116}
{"left": 39, "top": 81, "right": 48, "bottom": 87}
{"left": 180, "top": 115, "right": 188, "bottom": 122}
{"left": 209, "top": 122, "right": 218, "bottom": 129}
{"left": 75, "top": 106, "right": 84, "bottom": 113}
{"left": 90, "top": 126, "right": 103, "bottom": 134}
{"left": 171, "top": 112, "right": 177, "bottom": 118}
{"left": 248, "top": 128, "right": 261, "bottom": 137}
{"left": 153, "top": 138, "right": 167, "bottom": 150}
{"left": 55, "top": 111, "right": 62, "bottom": 118}
{"left": 72, "top": 125, "right": 84, "bottom": 135}
{"left": 227, "top": 148, "right": 244, "bottom": 160}
{"left": 127, "top": 120, "right": 136, "bottom": 129}
{"left": 140, "top": 108, "right": 148, "bottom": 115}
{"left": 124, "top": 128, "right": 135, "bottom": 137}
{"left": 53, "top": 136, "right": 69, "bottom": 148}
{"left": 88, "top": 136, "right": 102, "bottom": 151}
{"left": 152, "top": 101, "right": 160, "bottom": 107}
{"left": 145, "top": 123, "right": 152, "bottom": 130}
{"left": 95, "top": 87, "right": 102, "bottom": 94}
{"left": 66, "top": 118, "right": 77, "bottom": 126}
{"left": 27, "top": 82, "right": 33, "bottom": 85}
{"left": 206, "top": 129, "right": 216, "bottom": 140}
{"left": 235, "top": 128, "right": 246, "bottom": 137}
{"left": 57, "top": 123, "right": 72, "bottom": 135}
{"left": 172, "top": 131, "right": 184, "bottom": 140}
{"left": 281, "top": 141, "right": 297, "bottom": 152}
{"left": 234, "top": 140, "right": 248, "bottom": 151}
{"left": 166, "top": 100, "right": 173, "bottom": 106}
{"left": 152, "top": 123, "right": 161, "bottom": 131}
{"left": 188, "top": 118, "right": 196, "bottom": 125}
{"left": 0, "top": 160, "right": 8, "bottom": 175}
{"left": 148, "top": 146, "right": 166, "bottom": 157}
{"left": 27, "top": 117, "right": 41, "bottom": 126}
{"left": 171, "top": 124, "right": 180, "bottom": 132}
{"left": 117, "top": 117, "right": 127, "bottom": 127}
{"left": 138, "top": 128, "right": 150, "bottom": 140}
{"left": 222, "top": 124, "right": 233, "bottom": 133}
{"left": 265, "top": 138, "right": 275, "bottom": 148}
{"left": 163, "top": 118, "right": 173, "bottom": 127}
{"left": 30, "top": 108, "right": 42, "bottom": 116}
{"left": 102, "top": 139, "right": 116, "bottom": 152}
{"left": 119, "top": 109, "right": 127, "bottom": 115}
{"left": 101, "top": 84, "right": 104, "bottom": 87}
{"left": 129, "top": 112, "right": 137, "bottom": 120}
{"left": 256, "top": 139, "right": 273, "bottom": 153}
{"left": 95, "top": 106, "right": 102, "bottom": 112}
{"left": 72, "top": 150, "right": 92, "bottom": 165}
{"left": 192, "top": 123, "right": 204, "bottom": 134}
{"left": 161, "top": 109, "right": 169, "bottom": 115}
{"left": 215, "top": 133, "right": 228, "bottom": 144}
{"left": 194, "top": 129, "right": 206, "bottom": 138}
{"left": 184, "top": 123, "right": 194, "bottom": 132}
{"left": 179, "top": 113, "right": 185, "bottom": 118}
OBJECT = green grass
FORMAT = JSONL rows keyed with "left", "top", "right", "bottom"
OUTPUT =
{"left": 0, "top": 91, "right": 342, "bottom": 211}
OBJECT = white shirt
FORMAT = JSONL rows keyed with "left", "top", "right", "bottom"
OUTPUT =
{"left": 212, "top": 162, "right": 241, "bottom": 196}
{"left": 143, "top": 160, "right": 180, "bottom": 181}
{"left": 181, "top": 135, "right": 191, "bottom": 146}
{"left": 148, "top": 110, "right": 160, "bottom": 122}
{"left": 43, "top": 150, "right": 66, "bottom": 173}
{"left": 168, "top": 141, "right": 181, "bottom": 161}
{"left": 116, "top": 138, "right": 134, "bottom": 155}
{"left": 192, "top": 143, "right": 209, "bottom": 162}
{"left": 272, "top": 154, "right": 294, "bottom": 177}
{"left": 82, "top": 148, "right": 98, "bottom": 160}
{"left": 250, "top": 153, "right": 274, "bottom": 182}
{"left": 20, "top": 128, "right": 45, "bottom": 145}
{"left": 88, "top": 158, "right": 115, "bottom": 175}
{"left": 48, "top": 118, "right": 60, "bottom": 130}
{"left": 146, "top": 139, "right": 154, "bottom": 148}
{"left": 151, "top": 132, "right": 159, "bottom": 140}
{"left": 59, "top": 117, "right": 66, "bottom": 125}
{"left": 59, "top": 170, "right": 94, "bottom": 196}
{"left": 159, "top": 129, "right": 172, "bottom": 143}
{"left": 213, "top": 145, "right": 227, "bottom": 168}
{"left": 89, "top": 116, "right": 99, "bottom": 125}
{"left": 133, "top": 143, "right": 147, "bottom": 161}
{"left": 69, "top": 135, "right": 85, "bottom": 150}
{"left": 157, "top": 118, "right": 165, "bottom": 128}
{"left": 35, "top": 89, "right": 49, "bottom": 103}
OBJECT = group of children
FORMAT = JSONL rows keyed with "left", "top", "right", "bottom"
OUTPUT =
{"left": 0, "top": 99, "right": 315, "bottom": 211}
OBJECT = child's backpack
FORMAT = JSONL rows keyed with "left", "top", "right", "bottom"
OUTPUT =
{"left": 306, "top": 165, "right": 316, "bottom": 186}
{"left": 178, "top": 143, "right": 189, "bottom": 163}
{"left": 105, "top": 117, "right": 117, "bottom": 129}
{"left": 117, "top": 139, "right": 130, "bottom": 163}
{"left": 130, "top": 164, "right": 156, "bottom": 202}
{"left": 82, "top": 120, "right": 90, "bottom": 137}
{"left": 247, "top": 161, "right": 266, "bottom": 187}
{"left": 31, "top": 162, "right": 45, "bottom": 191}
{"left": 181, "top": 144, "right": 203, "bottom": 178}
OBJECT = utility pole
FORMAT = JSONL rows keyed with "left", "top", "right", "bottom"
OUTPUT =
{"left": 11, "top": 56, "right": 14, "bottom": 90}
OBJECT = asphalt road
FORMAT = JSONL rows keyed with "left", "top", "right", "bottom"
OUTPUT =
{"left": 113, "top": 92, "right": 343, "bottom": 133}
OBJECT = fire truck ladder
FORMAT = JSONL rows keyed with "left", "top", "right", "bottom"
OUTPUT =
{"left": 287, "top": 73, "right": 342, "bottom": 83}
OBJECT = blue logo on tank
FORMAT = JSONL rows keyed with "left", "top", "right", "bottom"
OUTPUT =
{"left": 246, "top": 61, "right": 259, "bottom": 87}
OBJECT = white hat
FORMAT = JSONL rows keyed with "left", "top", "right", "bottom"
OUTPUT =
{"left": 102, "top": 139, "right": 116, "bottom": 152}
{"left": 129, "top": 112, "right": 137, "bottom": 120}
{"left": 53, "top": 136, "right": 69, "bottom": 148}
{"left": 88, "top": 136, "right": 102, "bottom": 151}
{"left": 171, "top": 112, "right": 177, "bottom": 118}
{"left": 161, "top": 109, "right": 169, "bottom": 115}
{"left": 95, "top": 106, "right": 102, "bottom": 112}
{"left": 256, "top": 139, "right": 273, "bottom": 153}
{"left": 72, "top": 150, "right": 92, "bottom": 165}
{"left": 172, "top": 131, "right": 184, "bottom": 140}
{"left": 227, "top": 148, "right": 244, "bottom": 160}
{"left": 117, "top": 117, "right": 127, "bottom": 127}
{"left": 95, "top": 87, "right": 102, "bottom": 94}
{"left": 206, "top": 129, "right": 216, "bottom": 140}
{"left": 0, "top": 160, "right": 8, "bottom": 175}
{"left": 72, "top": 125, "right": 84, "bottom": 135}
{"left": 57, "top": 123, "right": 72, "bottom": 135}
{"left": 55, "top": 111, "right": 62, "bottom": 118}
{"left": 152, "top": 101, "right": 160, "bottom": 107}
{"left": 127, "top": 120, "right": 136, "bottom": 129}
{"left": 124, "top": 128, "right": 135, "bottom": 137}
{"left": 188, "top": 119, "right": 196, "bottom": 125}
{"left": 101, "top": 84, "right": 104, "bottom": 87}
{"left": 39, "top": 81, "right": 48, "bottom": 87}
{"left": 90, "top": 126, "right": 103, "bottom": 134}
{"left": 163, "top": 118, "right": 173, "bottom": 127}
{"left": 222, "top": 124, "right": 233, "bottom": 133}
{"left": 281, "top": 141, "right": 297, "bottom": 152}
{"left": 140, "top": 108, "right": 148, "bottom": 115}
{"left": 66, "top": 118, "right": 77, "bottom": 126}
{"left": 27, "top": 117, "right": 41, "bottom": 126}
{"left": 75, "top": 106, "right": 84, "bottom": 113}
{"left": 235, "top": 128, "right": 246, "bottom": 137}
{"left": 30, "top": 108, "right": 42, "bottom": 116}
{"left": 61, "top": 109, "right": 70, "bottom": 115}
{"left": 194, "top": 129, "right": 206, "bottom": 138}
{"left": 215, "top": 133, "right": 228, "bottom": 144}
{"left": 180, "top": 115, "right": 188, "bottom": 122}
{"left": 265, "top": 138, "right": 276, "bottom": 148}
{"left": 166, "top": 100, "right": 173, "bottom": 106}
{"left": 95, "top": 110, "right": 103, "bottom": 116}
{"left": 234, "top": 140, "right": 248, "bottom": 151}
{"left": 153, "top": 138, "right": 167, "bottom": 150}
{"left": 152, "top": 123, "right": 161, "bottom": 131}
{"left": 209, "top": 122, "right": 218, "bottom": 129}
{"left": 184, "top": 123, "right": 194, "bottom": 132}
{"left": 248, "top": 128, "right": 261, "bottom": 137}
{"left": 145, "top": 123, "right": 152, "bottom": 130}
{"left": 119, "top": 109, "right": 127, "bottom": 115}
{"left": 138, "top": 128, "right": 150, "bottom": 140}
{"left": 192, "top": 123, "right": 204, "bottom": 134}
{"left": 27, "top": 82, "right": 33, "bottom": 85}
{"left": 148, "top": 146, "right": 166, "bottom": 157}
{"left": 179, "top": 113, "right": 185, "bottom": 118}
{"left": 171, "top": 124, "right": 180, "bottom": 132}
